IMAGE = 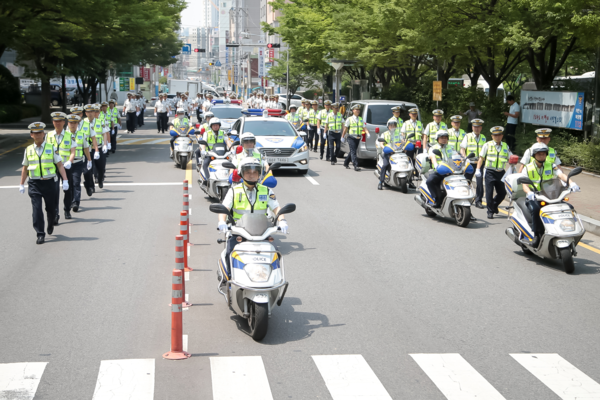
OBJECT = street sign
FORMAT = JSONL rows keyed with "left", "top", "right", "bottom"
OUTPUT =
{"left": 215, "top": 60, "right": 222, "bottom": 67}
{"left": 182, "top": 44, "right": 191, "bottom": 55}
{"left": 258, "top": 48, "right": 264, "bottom": 77}
{"left": 433, "top": 81, "right": 442, "bottom": 101}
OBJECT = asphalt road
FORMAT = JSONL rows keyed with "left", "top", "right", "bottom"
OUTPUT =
{"left": 1, "top": 117, "right": 600, "bottom": 400}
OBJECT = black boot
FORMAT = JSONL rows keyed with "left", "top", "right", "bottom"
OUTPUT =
{"left": 408, "top": 181, "right": 416, "bottom": 189}
{"left": 475, "top": 201, "right": 484, "bottom": 209}
{"left": 531, "top": 235, "right": 541, "bottom": 248}
{"left": 47, "top": 222, "right": 54, "bottom": 235}
{"left": 354, "top": 166, "right": 361, "bottom": 171}
{"left": 98, "top": 180, "right": 103, "bottom": 189}
{"left": 378, "top": 182, "right": 383, "bottom": 190}
{"left": 72, "top": 203, "right": 79, "bottom": 212}
{"left": 36, "top": 236, "right": 44, "bottom": 245}
{"left": 54, "top": 214, "right": 59, "bottom": 226}
{"left": 86, "top": 187, "right": 93, "bottom": 197}
{"left": 487, "top": 212, "right": 494, "bottom": 219}
{"left": 65, "top": 210, "right": 72, "bottom": 219}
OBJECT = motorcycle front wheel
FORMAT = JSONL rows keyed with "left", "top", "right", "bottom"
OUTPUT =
{"left": 559, "top": 247, "right": 575, "bottom": 274}
{"left": 180, "top": 155, "right": 188, "bottom": 170}
{"left": 455, "top": 205, "right": 471, "bottom": 227}
{"left": 398, "top": 177, "right": 408, "bottom": 193}
{"left": 248, "top": 301, "right": 269, "bottom": 341}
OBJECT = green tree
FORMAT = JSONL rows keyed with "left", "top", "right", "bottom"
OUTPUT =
{"left": 267, "top": 51, "right": 318, "bottom": 108}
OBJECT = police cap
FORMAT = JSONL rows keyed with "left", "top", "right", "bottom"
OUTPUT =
{"left": 490, "top": 126, "right": 505, "bottom": 135}
{"left": 28, "top": 122, "right": 46, "bottom": 132}
{"left": 67, "top": 114, "right": 81, "bottom": 122}
{"left": 432, "top": 109, "right": 444, "bottom": 116}
{"left": 535, "top": 128, "right": 552, "bottom": 138}
{"left": 471, "top": 118, "right": 484, "bottom": 126}
{"left": 450, "top": 115, "right": 462, "bottom": 122}
{"left": 50, "top": 112, "right": 67, "bottom": 121}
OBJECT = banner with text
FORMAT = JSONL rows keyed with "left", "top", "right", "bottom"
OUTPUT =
{"left": 258, "top": 48, "right": 265, "bottom": 77}
{"left": 520, "top": 90, "right": 585, "bottom": 130}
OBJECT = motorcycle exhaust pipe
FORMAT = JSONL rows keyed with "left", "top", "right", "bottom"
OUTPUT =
{"left": 413, "top": 194, "right": 425, "bottom": 209}
{"left": 505, "top": 227, "right": 519, "bottom": 245}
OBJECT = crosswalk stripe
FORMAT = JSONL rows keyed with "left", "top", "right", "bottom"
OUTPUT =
{"left": 0, "top": 362, "right": 47, "bottom": 400}
{"left": 119, "top": 138, "right": 148, "bottom": 145}
{"left": 145, "top": 138, "right": 170, "bottom": 144}
{"left": 511, "top": 353, "right": 600, "bottom": 399}
{"left": 312, "top": 354, "right": 392, "bottom": 400}
{"left": 92, "top": 359, "right": 155, "bottom": 400}
{"left": 210, "top": 356, "right": 273, "bottom": 400}
{"left": 410, "top": 354, "right": 506, "bottom": 400}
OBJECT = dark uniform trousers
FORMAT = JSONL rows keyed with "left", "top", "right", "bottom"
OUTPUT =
{"left": 28, "top": 179, "right": 57, "bottom": 237}
{"left": 308, "top": 125, "right": 318, "bottom": 150}
{"left": 426, "top": 171, "right": 447, "bottom": 206}
{"left": 110, "top": 126, "right": 118, "bottom": 153}
{"left": 55, "top": 166, "right": 74, "bottom": 215}
{"left": 344, "top": 136, "right": 360, "bottom": 168}
{"left": 137, "top": 106, "right": 145, "bottom": 126}
{"left": 527, "top": 200, "right": 544, "bottom": 236}
{"left": 464, "top": 170, "right": 484, "bottom": 203}
{"left": 379, "top": 153, "right": 391, "bottom": 183}
{"left": 485, "top": 169, "right": 506, "bottom": 214}
{"left": 195, "top": 108, "right": 203, "bottom": 124}
{"left": 90, "top": 149, "right": 106, "bottom": 183}
{"left": 71, "top": 161, "right": 85, "bottom": 206}
{"left": 328, "top": 131, "right": 341, "bottom": 163}
{"left": 320, "top": 131, "right": 330, "bottom": 160}
{"left": 126, "top": 112, "right": 136, "bottom": 133}
{"left": 157, "top": 112, "right": 168, "bottom": 133}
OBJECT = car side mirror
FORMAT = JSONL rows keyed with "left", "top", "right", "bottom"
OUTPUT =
{"left": 198, "top": 140, "right": 208, "bottom": 146}
{"left": 432, "top": 149, "right": 442, "bottom": 157}
{"left": 275, "top": 203, "right": 296, "bottom": 220}
{"left": 269, "top": 162, "right": 281, "bottom": 170}
{"left": 222, "top": 161, "right": 236, "bottom": 169}
{"left": 517, "top": 177, "right": 534, "bottom": 186}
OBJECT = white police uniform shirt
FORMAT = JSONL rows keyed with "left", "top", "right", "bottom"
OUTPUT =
{"left": 255, "top": 99, "right": 263, "bottom": 109}
{"left": 22, "top": 140, "right": 63, "bottom": 179}
{"left": 479, "top": 142, "right": 513, "bottom": 172}
{"left": 155, "top": 100, "right": 169, "bottom": 113}
{"left": 423, "top": 122, "right": 443, "bottom": 139}
{"left": 520, "top": 145, "right": 561, "bottom": 166}
{"left": 222, "top": 183, "right": 280, "bottom": 211}
{"left": 124, "top": 99, "right": 137, "bottom": 113}
{"left": 202, "top": 100, "right": 213, "bottom": 112}
{"left": 400, "top": 119, "right": 419, "bottom": 136}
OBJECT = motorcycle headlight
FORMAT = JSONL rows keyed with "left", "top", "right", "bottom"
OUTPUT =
{"left": 399, "top": 162, "right": 409, "bottom": 169}
{"left": 244, "top": 264, "right": 271, "bottom": 282}
{"left": 217, "top": 169, "right": 229, "bottom": 179}
{"left": 559, "top": 219, "right": 575, "bottom": 232}
{"left": 299, "top": 144, "right": 308, "bottom": 152}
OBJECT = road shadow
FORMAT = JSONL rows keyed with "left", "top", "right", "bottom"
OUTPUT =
{"left": 47, "top": 234, "right": 99, "bottom": 242}
{"left": 415, "top": 212, "right": 494, "bottom": 229}
{"left": 59, "top": 217, "right": 115, "bottom": 225}
{"left": 97, "top": 189, "right": 134, "bottom": 193}
{"left": 80, "top": 197, "right": 125, "bottom": 201}
{"left": 274, "top": 240, "right": 314, "bottom": 256}
{"left": 511, "top": 250, "right": 600, "bottom": 275}
{"left": 78, "top": 206, "right": 122, "bottom": 211}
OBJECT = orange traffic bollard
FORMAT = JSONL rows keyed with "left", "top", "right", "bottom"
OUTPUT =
{"left": 183, "top": 193, "right": 190, "bottom": 236}
{"left": 180, "top": 211, "right": 193, "bottom": 272}
{"left": 175, "top": 234, "right": 191, "bottom": 308}
{"left": 183, "top": 180, "right": 189, "bottom": 197}
{"left": 163, "top": 269, "right": 191, "bottom": 360}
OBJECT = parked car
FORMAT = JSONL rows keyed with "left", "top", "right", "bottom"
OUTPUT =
{"left": 278, "top": 94, "right": 306, "bottom": 110}
{"left": 338, "top": 100, "right": 421, "bottom": 162}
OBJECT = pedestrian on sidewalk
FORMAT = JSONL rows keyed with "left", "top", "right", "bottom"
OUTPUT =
{"left": 463, "top": 102, "right": 482, "bottom": 132}
{"left": 503, "top": 95, "right": 520, "bottom": 151}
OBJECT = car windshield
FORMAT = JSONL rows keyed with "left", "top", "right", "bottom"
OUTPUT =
{"left": 212, "top": 107, "right": 244, "bottom": 120}
{"left": 243, "top": 120, "right": 296, "bottom": 136}
{"left": 366, "top": 104, "right": 412, "bottom": 125}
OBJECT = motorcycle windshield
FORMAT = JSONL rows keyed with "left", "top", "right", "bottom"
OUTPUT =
{"left": 176, "top": 125, "right": 190, "bottom": 136}
{"left": 236, "top": 213, "right": 271, "bottom": 236}
{"left": 539, "top": 178, "right": 569, "bottom": 200}
{"left": 212, "top": 142, "right": 227, "bottom": 156}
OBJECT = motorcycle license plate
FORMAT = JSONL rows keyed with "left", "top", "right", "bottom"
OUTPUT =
{"left": 554, "top": 213, "right": 572, "bottom": 219}
{"left": 250, "top": 256, "right": 270, "bottom": 263}
{"left": 267, "top": 157, "right": 288, "bottom": 163}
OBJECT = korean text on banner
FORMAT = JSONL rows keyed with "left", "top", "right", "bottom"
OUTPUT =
{"left": 129, "top": 78, "right": 135, "bottom": 91}
{"left": 433, "top": 81, "right": 442, "bottom": 101}
{"left": 258, "top": 48, "right": 264, "bottom": 77}
{"left": 520, "top": 91, "right": 585, "bottom": 130}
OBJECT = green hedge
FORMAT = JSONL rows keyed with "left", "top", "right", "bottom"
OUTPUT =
{"left": 0, "top": 65, "right": 21, "bottom": 105}
{"left": 20, "top": 103, "right": 41, "bottom": 119}
{"left": 0, "top": 104, "right": 41, "bottom": 123}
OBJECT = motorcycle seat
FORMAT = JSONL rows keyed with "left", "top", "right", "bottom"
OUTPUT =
{"left": 516, "top": 197, "right": 533, "bottom": 224}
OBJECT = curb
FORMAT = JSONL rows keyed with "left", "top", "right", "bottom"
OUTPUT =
{"left": 580, "top": 215, "right": 600, "bottom": 236}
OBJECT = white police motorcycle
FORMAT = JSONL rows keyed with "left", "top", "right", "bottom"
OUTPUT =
{"left": 197, "top": 139, "right": 238, "bottom": 201}
{"left": 374, "top": 133, "right": 415, "bottom": 193}
{"left": 169, "top": 123, "right": 194, "bottom": 169}
{"left": 209, "top": 186, "right": 296, "bottom": 341}
{"left": 504, "top": 167, "right": 585, "bottom": 274}
{"left": 414, "top": 150, "right": 477, "bottom": 227}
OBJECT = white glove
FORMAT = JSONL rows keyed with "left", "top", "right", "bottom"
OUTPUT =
{"left": 570, "top": 182, "right": 581, "bottom": 192}
{"left": 94, "top": 152, "right": 100, "bottom": 160}
{"left": 526, "top": 192, "right": 535, "bottom": 201}
{"left": 62, "top": 181, "right": 69, "bottom": 191}
{"left": 278, "top": 220, "right": 289, "bottom": 234}
{"left": 201, "top": 150, "right": 207, "bottom": 157}
{"left": 136, "top": 111, "right": 140, "bottom": 116}
{"left": 341, "top": 137, "right": 346, "bottom": 143}
{"left": 218, "top": 221, "right": 228, "bottom": 232}
{"left": 366, "top": 132, "right": 371, "bottom": 138}
{"left": 118, "top": 124, "right": 122, "bottom": 129}
{"left": 102, "top": 145, "right": 107, "bottom": 153}
{"left": 63, "top": 161, "right": 72, "bottom": 170}
{"left": 19, "top": 184, "right": 25, "bottom": 194}
{"left": 107, "top": 143, "right": 111, "bottom": 150}
{"left": 87, "top": 161, "right": 92, "bottom": 169}
{"left": 323, "top": 132, "right": 327, "bottom": 139}
{"left": 475, "top": 169, "right": 482, "bottom": 178}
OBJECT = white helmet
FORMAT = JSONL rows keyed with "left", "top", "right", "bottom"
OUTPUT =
{"left": 176, "top": 108, "right": 185, "bottom": 114}
{"left": 238, "top": 157, "right": 262, "bottom": 184}
{"left": 240, "top": 132, "right": 256, "bottom": 144}
{"left": 204, "top": 111, "right": 214, "bottom": 119}
{"left": 210, "top": 118, "right": 221, "bottom": 128}
{"left": 531, "top": 142, "right": 549, "bottom": 155}
{"left": 262, "top": 110, "right": 269, "bottom": 118}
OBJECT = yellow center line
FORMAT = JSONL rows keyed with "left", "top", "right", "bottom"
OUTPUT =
{"left": 0, "top": 140, "right": 32, "bottom": 157}
{"left": 186, "top": 158, "right": 192, "bottom": 183}
{"left": 483, "top": 201, "right": 600, "bottom": 255}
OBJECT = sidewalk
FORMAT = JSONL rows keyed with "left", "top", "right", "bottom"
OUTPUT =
{"left": 560, "top": 166, "right": 600, "bottom": 235}
{"left": 0, "top": 116, "right": 42, "bottom": 130}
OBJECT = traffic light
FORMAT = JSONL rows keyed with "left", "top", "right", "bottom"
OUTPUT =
{"left": 194, "top": 48, "right": 206, "bottom": 52}
{"left": 209, "top": 62, "right": 214, "bottom": 66}
{"left": 267, "top": 43, "right": 281, "bottom": 48}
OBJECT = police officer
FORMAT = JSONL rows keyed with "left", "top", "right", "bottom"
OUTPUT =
{"left": 199, "top": 117, "right": 228, "bottom": 185}
{"left": 342, "top": 104, "right": 368, "bottom": 171}
{"left": 217, "top": 157, "right": 288, "bottom": 271}
{"left": 65, "top": 114, "right": 92, "bottom": 213}
{"left": 317, "top": 100, "right": 332, "bottom": 160}
{"left": 307, "top": 100, "right": 319, "bottom": 151}
{"left": 108, "top": 99, "right": 120, "bottom": 152}
{"left": 71, "top": 106, "right": 98, "bottom": 196}
{"left": 459, "top": 118, "right": 486, "bottom": 208}
{"left": 425, "top": 130, "right": 454, "bottom": 207}
{"left": 46, "top": 112, "right": 77, "bottom": 223}
{"left": 123, "top": 92, "right": 139, "bottom": 133}
{"left": 389, "top": 106, "right": 403, "bottom": 126}
{"left": 423, "top": 109, "right": 447, "bottom": 151}
{"left": 170, "top": 108, "right": 189, "bottom": 157}
{"left": 447, "top": 115, "right": 465, "bottom": 152}
{"left": 522, "top": 143, "right": 580, "bottom": 247}
{"left": 99, "top": 102, "right": 112, "bottom": 157}
{"left": 518, "top": 128, "right": 561, "bottom": 173}
{"left": 400, "top": 108, "right": 422, "bottom": 185}
{"left": 297, "top": 99, "right": 307, "bottom": 119}
{"left": 475, "top": 126, "right": 513, "bottom": 219}
{"left": 203, "top": 94, "right": 213, "bottom": 113}
{"left": 155, "top": 94, "right": 169, "bottom": 134}
{"left": 325, "top": 102, "right": 344, "bottom": 165}
{"left": 19, "top": 122, "right": 69, "bottom": 244}
{"left": 376, "top": 119, "right": 402, "bottom": 190}
{"left": 134, "top": 93, "right": 143, "bottom": 127}
{"left": 285, "top": 104, "right": 301, "bottom": 129}
{"left": 87, "top": 104, "right": 106, "bottom": 188}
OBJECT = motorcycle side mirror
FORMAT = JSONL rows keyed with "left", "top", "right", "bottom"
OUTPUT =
{"left": 269, "top": 162, "right": 281, "bottom": 170}
{"left": 466, "top": 152, "right": 475, "bottom": 159}
{"left": 377, "top": 138, "right": 386, "bottom": 142}
{"left": 198, "top": 140, "right": 208, "bottom": 146}
{"left": 432, "top": 149, "right": 442, "bottom": 157}
{"left": 222, "top": 161, "right": 236, "bottom": 169}
{"left": 275, "top": 203, "right": 296, "bottom": 220}
{"left": 209, "top": 204, "right": 232, "bottom": 217}
{"left": 231, "top": 141, "right": 240, "bottom": 147}
{"left": 517, "top": 177, "right": 534, "bottom": 186}
{"left": 406, "top": 133, "right": 415, "bottom": 140}
{"left": 566, "top": 166, "right": 583, "bottom": 186}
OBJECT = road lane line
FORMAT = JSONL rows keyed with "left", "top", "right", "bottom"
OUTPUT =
{"left": 0, "top": 183, "right": 184, "bottom": 189}
{"left": 410, "top": 353, "right": 506, "bottom": 400}
{"left": 312, "top": 354, "right": 392, "bottom": 400}
{"left": 211, "top": 356, "right": 274, "bottom": 400}
{"left": 92, "top": 359, "right": 154, "bottom": 400}
{"left": 119, "top": 138, "right": 147, "bottom": 145}
{"left": 511, "top": 353, "right": 600, "bottom": 399}
{"left": 0, "top": 362, "right": 48, "bottom": 400}
{"left": 144, "top": 138, "right": 169, "bottom": 144}
{"left": 304, "top": 171, "right": 319, "bottom": 185}
{"left": 186, "top": 158, "right": 193, "bottom": 183}
{"left": 183, "top": 334, "right": 188, "bottom": 352}
{"left": 0, "top": 141, "right": 30, "bottom": 157}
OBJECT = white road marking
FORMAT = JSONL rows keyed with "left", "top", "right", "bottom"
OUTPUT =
{"left": 183, "top": 335, "right": 188, "bottom": 352}
{"left": 92, "top": 359, "right": 154, "bottom": 400}
{"left": 0, "top": 182, "right": 184, "bottom": 189}
{"left": 511, "top": 353, "right": 600, "bottom": 399}
{"left": 185, "top": 272, "right": 190, "bottom": 281}
{"left": 187, "top": 243, "right": 191, "bottom": 257}
{"left": 189, "top": 208, "right": 192, "bottom": 215}
{"left": 119, "top": 138, "right": 147, "bottom": 144}
{"left": 145, "top": 138, "right": 169, "bottom": 144}
{"left": 117, "top": 135, "right": 122, "bottom": 139}
{"left": 410, "top": 353, "right": 506, "bottom": 400}
{"left": 210, "top": 356, "right": 274, "bottom": 400}
{"left": 0, "top": 362, "right": 47, "bottom": 400}
{"left": 189, "top": 194, "right": 192, "bottom": 200}
{"left": 304, "top": 171, "right": 319, "bottom": 185}
{"left": 312, "top": 354, "right": 392, "bottom": 400}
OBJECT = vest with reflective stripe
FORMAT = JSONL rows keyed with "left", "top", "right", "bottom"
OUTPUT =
{"left": 484, "top": 141, "right": 509, "bottom": 169}
{"left": 427, "top": 122, "right": 448, "bottom": 143}
{"left": 465, "top": 133, "right": 487, "bottom": 158}
{"left": 232, "top": 184, "right": 269, "bottom": 220}
{"left": 527, "top": 146, "right": 557, "bottom": 166}
{"left": 236, "top": 150, "right": 262, "bottom": 164}
{"left": 388, "top": 116, "right": 403, "bottom": 126}
{"left": 382, "top": 130, "right": 403, "bottom": 149}
{"left": 46, "top": 131, "right": 72, "bottom": 163}
{"left": 109, "top": 107, "right": 119, "bottom": 123}
{"left": 431, "top": 143, "right": 453, "bottom": 163}
{"left": 525, "top": 162, "right": 554, "bottom": 191}
{"left": 173, "top": 117, "right": 189, "bottom": 129}
{"left": 448, "top": 128, "right": 465, "bottom": 151}
{"left": 26, "top": 143, "right": 56, "bottom": 178}
{"left": 308, "top": 109, "right": 318, "bottom": 125}
{"left": 327, "top": 112, "right": 343, "bottom": 131}
{"left": 286, "top": 113, "right": 300, "bottom": 124}
{"left": 318, "top": 109, "right": 329, "bottom": 124}
{"left": 349, "top": 117, "right": 364, "bottom": 137}
{"left": 402, "top": 120, "right": 423, "bottom": 141}
{"left": 71, "top": 129, "right": 86, "bottom": 159}
{"left": 86, "top": 118, "right": 103, "bottom": 145}
{"left": 207, "top": 129, "right": 225, "bottom": 149}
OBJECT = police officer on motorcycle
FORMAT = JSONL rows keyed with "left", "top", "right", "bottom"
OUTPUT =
{"left": 426, "top": 130, "right": 454, "bottom": 208}
{"left": 170, "top": 108, "right": 189, "bottom": 157}
{"left": 376, "top": 119, "right": 403, "bottom": 190}
{"left": 199, "top": 117, "right": 228, "bottom": 186}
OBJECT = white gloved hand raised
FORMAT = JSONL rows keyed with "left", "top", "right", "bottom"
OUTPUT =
{"left": 107, "top": 143, "right": 111, "bottom": 150}
{"left": 475, "top": 169, "right": 482, "bottom": 178}
{"left": 323, "top": 132, "right": 327, "bottom": 139}
{"left": 526, "top": 192, "right": 536, "bottom": 201}
{"left": 19, "top": 184, "right": 25, "bottom": 194}
{"left": 87, "top": 161, "right": 92, "bottom": 170}
{"left": 62, "top": 181, "right": 69, "bottom": 191}
{"left": 278, "top": 220, "right": 289, "bottom": 234}
{"left": 94, "top": 152, "right": 100, "bottom": 160}
{"left": 570, "top": 182, "right": 581, "bottom": 192}
{"left": 63, "top": 161, "right": 72, "bottom": 170}
{"left": 218, "top": 221, "right": 228, "bottom": 232}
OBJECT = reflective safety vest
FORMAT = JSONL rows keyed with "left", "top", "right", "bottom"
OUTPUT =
{"left": 46, "top": 130, "right": 72, "bottom": 163}
{"left": 465, "top": 133, "right": 487, "bottom": 158}
{"left": 308, "top": 109, "right": 318, "bottom": 125}
{"left": 71, "top": 129, "right": 86, "bottom": 159}
{"left": 79, "top": 119, "right": 91, "bottom": 141}
{"left": 173, "top": 117, "right": 190, "bottom": 129}
{"left": 402, "top": 120, "right": 423, "bottom": 141}
{"left": 318, "top": 109, "right": 329, "bottom": 123}
{"left": 327, "top": 112, "right": 343, "bottom": 131}
{"left": 231, "top": 184, "right": 269, "bottom": 220}
{"left": 388, "top": 116, "right": 403, "bottom": 126}
{"left": 430, "top": 144, "right": 453, "bottom": 163}
{"left": 286, "top": 113, "right": 300, "bottom": 125}
{"left": 426, "top": 122, "right": 448, "bottom": 143}
{"left": 25, "top": 143, "right": 57, "bottom": 179}
{"left": 527, "top": 146, "right": 557, "bottom": 166}
{"left": 207, "top": 129, "right": 225, "bottom": 149}
{"left": 448, "top": 128, "right": 465, "bottom": 151}
{"left": 86, "top": 118, "right": 103, "bottom": 145}
{"left": 108, "top": 107, "right": 119, "bottom": 124}
{"left": 525, "top": 161, "right": 555, "bottom": 191}
{"left": 236, "top": 149, "right": 262, "bottom": 164}
{"left": 484, "top": 141, "right": 509, "bottom": 169}
{"left": 382, "top": 130, "right": 403, "bottom": 149}
{"left": 348, "top": 116, "right": 365, "bottom": 137}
